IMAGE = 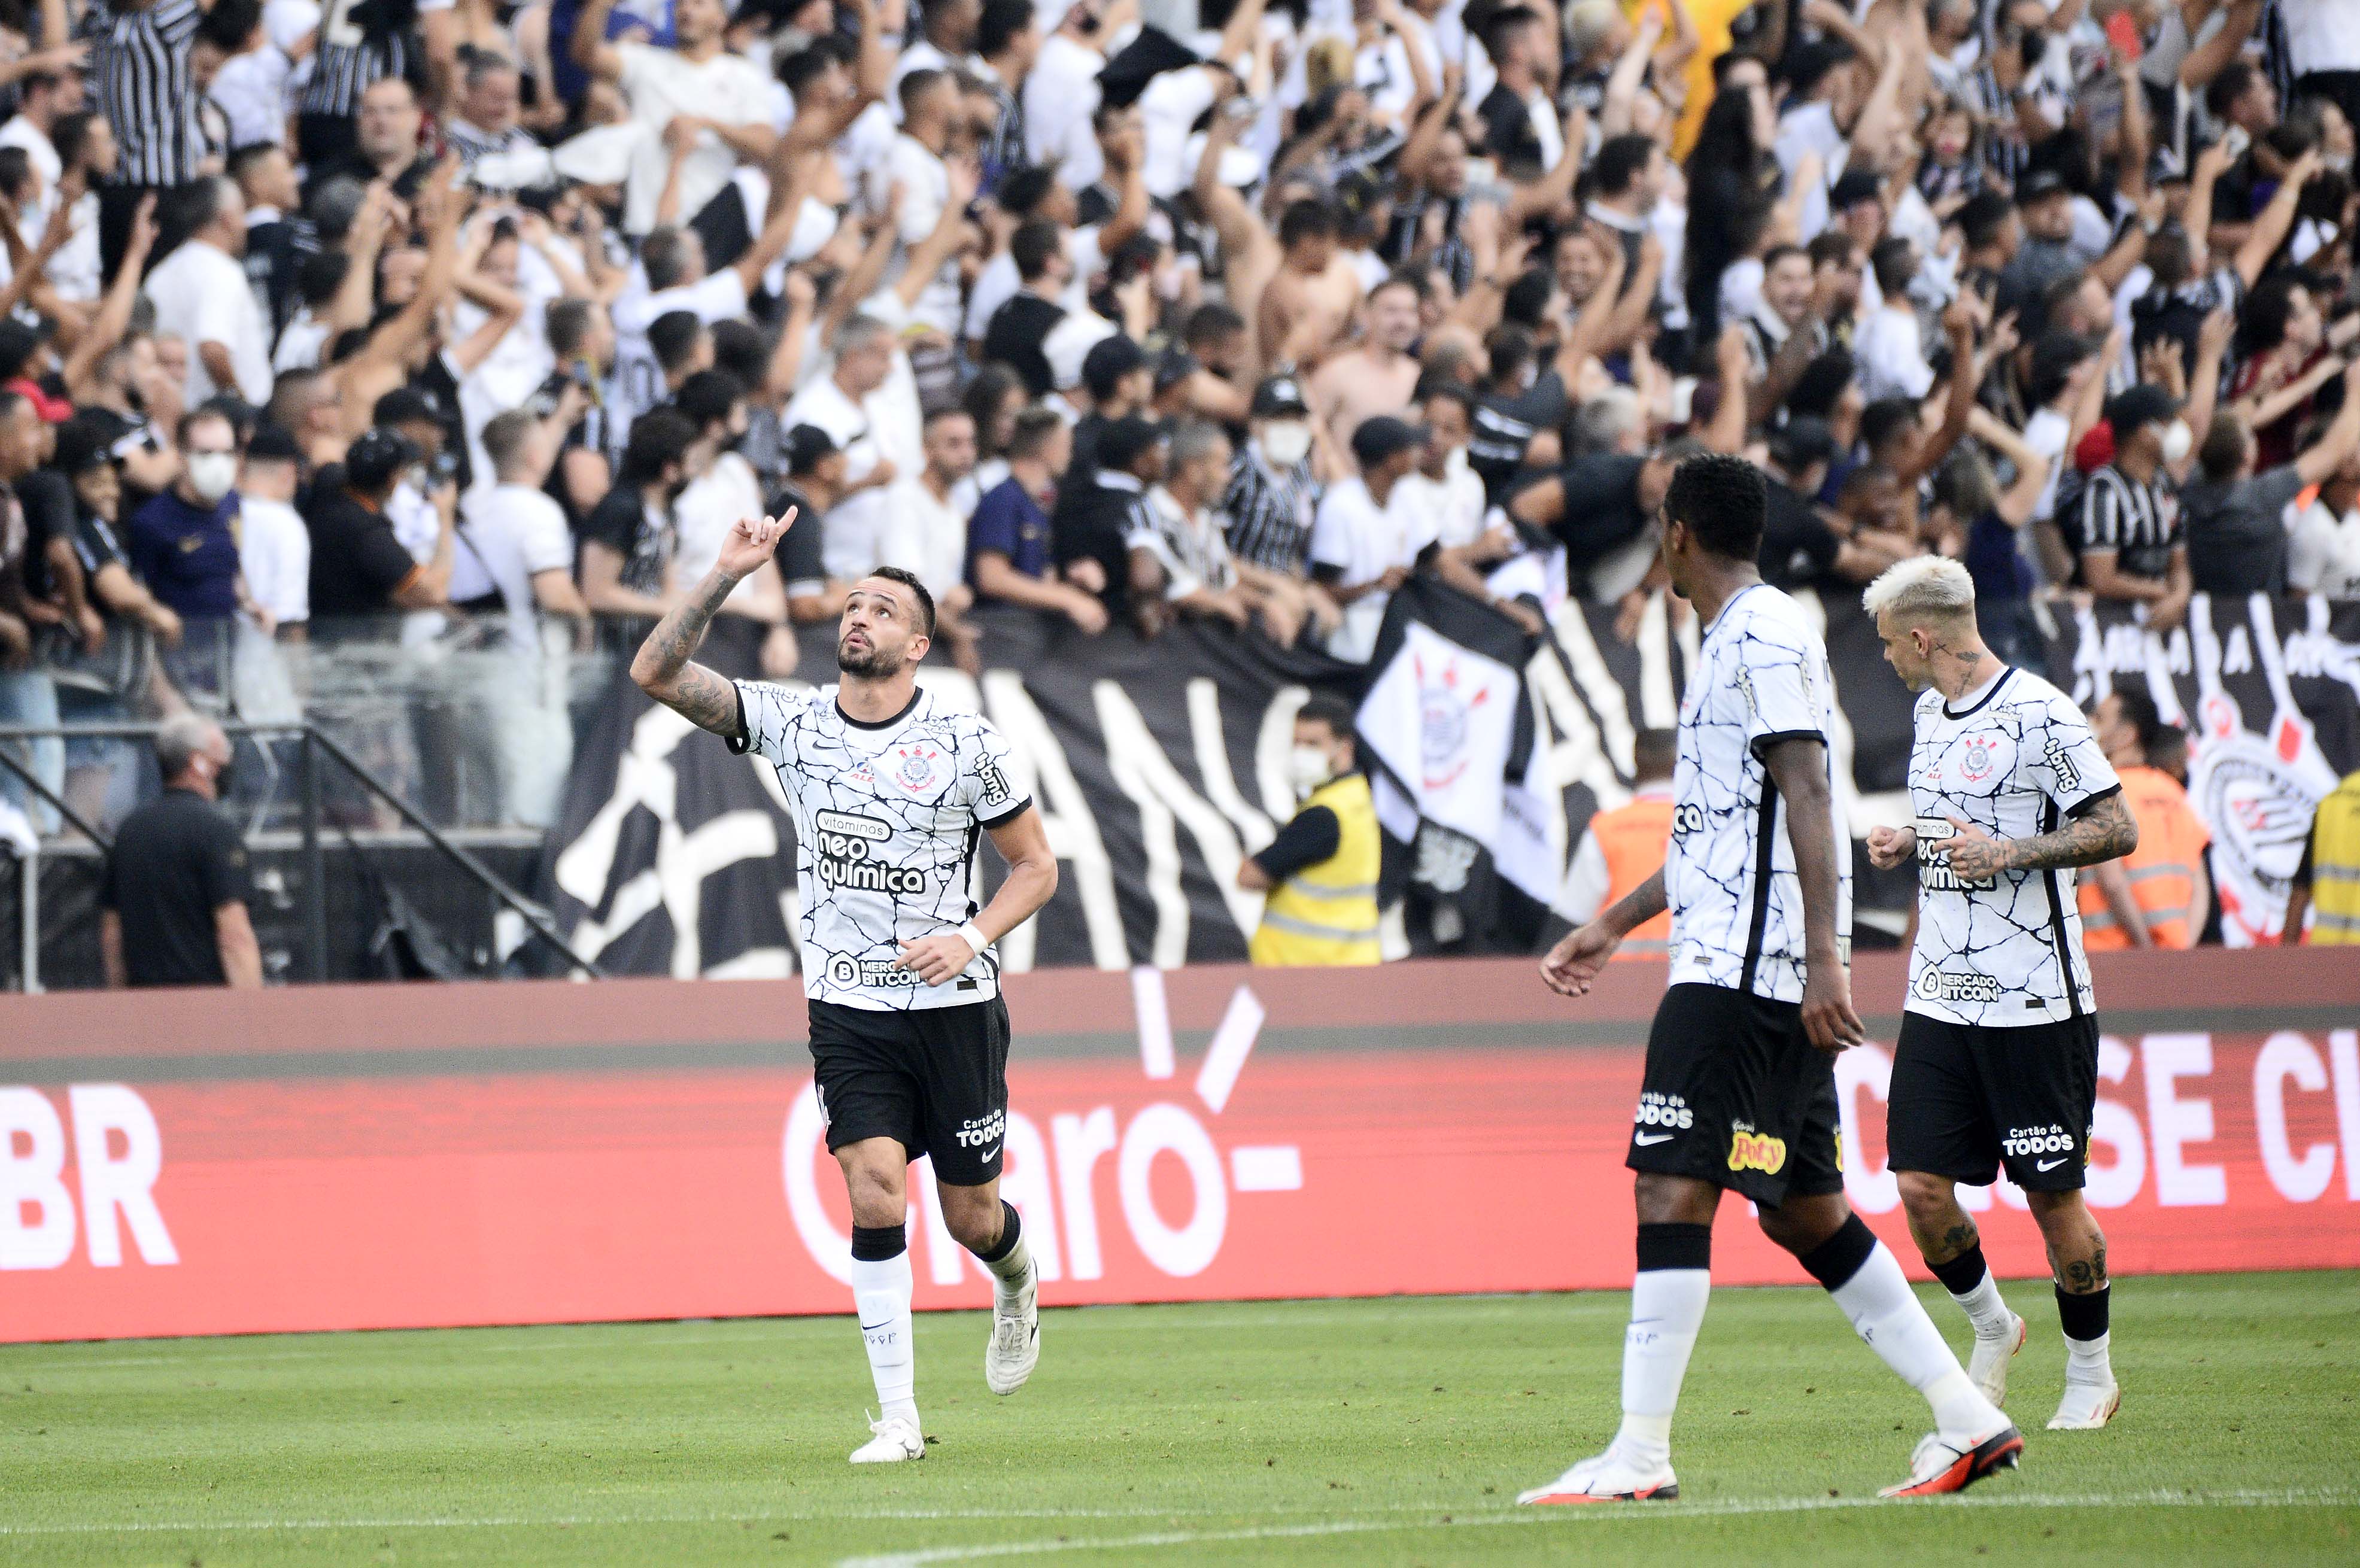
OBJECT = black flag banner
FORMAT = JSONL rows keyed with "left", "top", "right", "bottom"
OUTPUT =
{"left": 533, "top": 591, "right": 2360, "bottom": 975}
{"left": 1354, "top": 575, "right": 1538, "bottom": 951}
{"left": 2045, "top": 594, "right": 2360, "bottom": 945}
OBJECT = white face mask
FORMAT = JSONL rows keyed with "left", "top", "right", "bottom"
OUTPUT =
{"left": 1287, "top": 743, "right": 1333, "bottom": 798}
{"left": 2159, "top": 418, "right": 2194, "bottom": 465}
{"left": 1259, "top": 419, "right": 1312, "bottom": 468}
{"left": 186, "top": 451, "right": 238, "bottom": 504}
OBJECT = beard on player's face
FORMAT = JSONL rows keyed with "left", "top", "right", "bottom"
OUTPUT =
{"left": 836, "top": 634, "right": 906, "bottom": 678}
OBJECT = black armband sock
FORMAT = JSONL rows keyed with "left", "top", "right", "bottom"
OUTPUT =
{"left": 1635, "top": 1221, "right": 1712, "bottom": 1273}
{"left": 1796, "top": 1213, "right": 1879, "bottom": 1292}
{"left": 1928, "top": 1241, "right": 1992, "bottom": 1297}
{"left": 976, "top": 1200, "right": 1023, "bottom": 1264}
{"left": 851, "top": 1223, "right": 907, "bottom": 1262}
{"left": 2055, "top": 1281, "right": 2110, "bottom": 1342}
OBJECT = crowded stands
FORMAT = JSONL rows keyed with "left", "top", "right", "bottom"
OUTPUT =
{"left": 0, "top": 0, "right": 2356, "bottom": 869}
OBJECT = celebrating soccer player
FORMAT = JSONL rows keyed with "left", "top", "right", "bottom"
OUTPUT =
{"left": 632, "top": 512, "right": 1060, "bottom": 1464}
{"left": 1523, "top": 455, "right": 2022, "bottom": 1506}
{"left": 1862, "top": 557, "right": 2134, "bottom": 1432}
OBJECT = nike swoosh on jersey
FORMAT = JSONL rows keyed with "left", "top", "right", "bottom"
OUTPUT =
{"left": 1633, "top": 1132, "right": 1676, "bottom": 1145}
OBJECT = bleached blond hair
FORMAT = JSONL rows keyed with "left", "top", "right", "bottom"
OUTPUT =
{"left": 1861, "top": 554, "right": 1977, "bottom": 624}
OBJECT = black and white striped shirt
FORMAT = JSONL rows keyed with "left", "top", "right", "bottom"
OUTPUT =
{"left": 2075, "top": 463, "right": 2183, "bottom": 581}
{"left": 93, "top": 0, "right": 204, "bottom": 187}
{"left": 300, "top": 0, "right": 415, "bottom": 120}
{"left": 1221, "top": 446, "right": 1321, "bottom": 573}
{"left": 444, "top": 119, "right": 537, "bottom": 168}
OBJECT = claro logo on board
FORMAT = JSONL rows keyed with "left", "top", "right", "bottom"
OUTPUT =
{"left": 0, "top": 1085, "right": 176, "bottom": 1270}
{"left": 783, "top": 973, "right": 1303, "bottom": 1287}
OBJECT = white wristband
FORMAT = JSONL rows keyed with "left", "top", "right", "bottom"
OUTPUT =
{"left": 955, "top": 921, "right": 989, "bottom": 956}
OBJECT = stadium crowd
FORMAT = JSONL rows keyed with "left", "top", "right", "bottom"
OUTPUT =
{"left": 0, "top": 0, "right": 2356, "bottom": 879}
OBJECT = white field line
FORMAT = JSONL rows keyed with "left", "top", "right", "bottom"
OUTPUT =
{"left": 1, "top": 1487, "right": 2349, "bottom": 1543}
{"left": 834, "top": 1489, "right": 2360, "bottom": 1568}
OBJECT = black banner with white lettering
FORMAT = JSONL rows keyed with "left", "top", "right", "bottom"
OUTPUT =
{"left": 534, "top": 592, "right": 2360, "bottom": 976}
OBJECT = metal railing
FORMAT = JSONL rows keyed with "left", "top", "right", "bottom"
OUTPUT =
{"left": 0, "top": 720, "right": 600, "bottom": 987}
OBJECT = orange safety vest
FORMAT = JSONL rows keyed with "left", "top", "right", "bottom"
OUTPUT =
{"left": 1593, "top": 794, "right": 1676, "bottom": 959}
{"left": 2079, "top": 765, "right": 2210, "bottom": 950}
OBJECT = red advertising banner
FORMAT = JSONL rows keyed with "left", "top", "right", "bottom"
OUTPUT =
{"left": 2, "top": 951, "right": 2357, "bottom": 1344}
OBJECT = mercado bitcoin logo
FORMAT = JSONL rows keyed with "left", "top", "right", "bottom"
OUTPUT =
{"left": 1727, "top": 1126, "right": 1788, "bottom": 1175}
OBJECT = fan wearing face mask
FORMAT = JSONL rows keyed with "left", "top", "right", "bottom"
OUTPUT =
{"left": 125, "top": 406, "right": 275, "bottom": 642}
{"left": 1238, "top": 694, "right": 1383, "bottom": 968}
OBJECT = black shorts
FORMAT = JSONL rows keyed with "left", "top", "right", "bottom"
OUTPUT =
{"left": 1626, "top": 983, "right": 1845, "bottom": 1208}
{"left": 807, "top": 996, "right": 1011, "bottom": 1187}
{"left": 1889, "top": 1011, "right": 2098, "bottom": 1192}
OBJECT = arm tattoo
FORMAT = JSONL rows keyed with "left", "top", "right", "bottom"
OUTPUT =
{"left": 1999, "top": 792, "right": 2139, "bottom": 873}
{"left": 633, "top": 569, "right": 745, "bottom": 737}
{"left": 670, "top": 663, "right": 741, "bottom": 737}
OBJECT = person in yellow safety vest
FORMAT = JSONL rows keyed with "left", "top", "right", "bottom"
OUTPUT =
{"left": 2281, "top": 769, "right": 2360, "bottom": 946}
{"left": 1239, "top": 695, "right": 1383, "bottom": 965}
{"left": 1551, "top": 727, "right": 1678, "bottom": 958}
{"left": 2078, "top": 688, "right": 2210, "bottom": 950}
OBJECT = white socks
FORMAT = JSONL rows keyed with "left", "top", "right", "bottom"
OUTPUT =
{"left": 1949, "top": 1268, "right": 2015, "bottom": 1340}
{"left": 1827, "top": 1236, "right": 2002, "bottom": 1441}
{"left": 851, "top": 1227, "right": 917, "bottom": 1429}
{"left": 1617, "top": 1268, "right": 1711, "bottom": 1466}
{"left": 1614, "top": 1223, "right": 1715, "bottom": 1467}
{"left": 2066, "top": 1329, "right": 2113, "bottom": 1383}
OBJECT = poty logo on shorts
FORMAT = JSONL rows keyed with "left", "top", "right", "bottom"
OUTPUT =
{"left": 1727, "top": 1125, "right": 1787, "bottom": 1175}
{"left": 2002, "top": 1124, "right": 2078, "bottom": 1157}
{"left": 955, "top": 1110, "right": 1006, "bottom": 1149}
{"left": 1633, "top": 1091, "right": 1694, "bottom": 1129}
{"left": 1914, "top": 968, "right": 2004, "bottom": 1004}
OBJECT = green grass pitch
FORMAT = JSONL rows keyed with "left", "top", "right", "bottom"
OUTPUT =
{"left": 1, "top": 1271, "right": 2353, "bottom": 1566}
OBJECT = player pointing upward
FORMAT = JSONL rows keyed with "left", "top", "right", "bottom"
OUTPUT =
{"left": 1523, "top": 454, "right": 2021, "bottom": 1506}
{"left": 1864, "top": 556, "right": 2134, "bottom": 1431}
{"left": 633, "top": 512, "right": 1060, "bottom": 1464}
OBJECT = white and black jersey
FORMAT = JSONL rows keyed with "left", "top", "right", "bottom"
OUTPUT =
{"left": 2074, "top": 463, "right": 2182, "bottom": 581}
{"left": 91, "top": 0, "right": 205, "bottom": 187}
{"left": 730, "top": 682, "right": 1031, "bottom": 1011}
{"left": 1666, "top": 584, "right": 1852, "bottom": 1002}
{"left": 1904, "top": 666, "right": 2121, "bottom": 1028}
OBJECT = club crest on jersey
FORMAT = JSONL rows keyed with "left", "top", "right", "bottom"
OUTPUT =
{"left": 890, "top": 745, "right": 946, "bottom": 796}
{"left": 1960, "top": 737, "right": 1995, "bottom": 782}
{"left": 1727, "top": 1123, "right": 1787, "bottom": 1175}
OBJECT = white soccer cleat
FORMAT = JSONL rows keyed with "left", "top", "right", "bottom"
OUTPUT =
{"left": 2047, "top": 1379, "right": 2121, "bottom": 1430}
{"left": 1879, "top": 1423, "right": 2023, "bottom": 1497}
{"left": 1968, "top": 1312, "right": 2028, "bottom": 1408}
{"left": 1516, "top": 1444, "right": 1679, "bottom": 1505}
{"left": 984, "top": 1264, "right": 1040, "bottom": 1396}
{"left": 850, "top": 1414, "right": 925, "bottom": 1464}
